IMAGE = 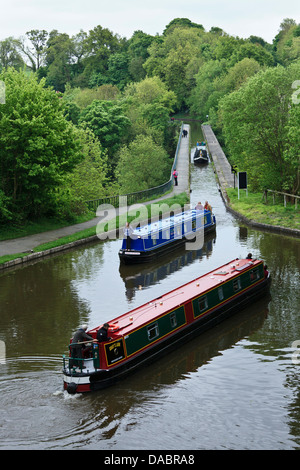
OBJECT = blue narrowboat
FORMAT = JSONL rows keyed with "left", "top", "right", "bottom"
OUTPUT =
{"left": 119, "top": 209, "right": 216, "bottom": 264}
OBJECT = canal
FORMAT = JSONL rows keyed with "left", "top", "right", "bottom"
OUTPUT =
{"left": 0, "top": 124, "right": 299, "bottom": 450}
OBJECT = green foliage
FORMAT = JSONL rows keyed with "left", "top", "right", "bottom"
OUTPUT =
{"left": 144, "top": 27, "right": 206, "bottom": 109}
{"left": 116, "top": 135, "right": 170, "bottom": 193}
{"left": 0, "top": 17, "right": 299, "bottom": 227}
{"left": 123, "top": 76, "right": 177, "bottom": 149}
{"left": 79, "top": 99, "right": 131, "bottom": 161}
{"left": 62, "top": 126, "right": 109, "bottom": 201}
{"left": 63, "top": 83, "right": 120, "bottom": 109}
{"left": 0, "top": 68, "right": 82, "bottom": 222}
{"left": 219, "top": 62, "right": 300, "bottom": 194}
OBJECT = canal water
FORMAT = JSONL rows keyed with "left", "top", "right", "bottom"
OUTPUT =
{"left": 0, "top": 126, "right": 299, "bottom": 450}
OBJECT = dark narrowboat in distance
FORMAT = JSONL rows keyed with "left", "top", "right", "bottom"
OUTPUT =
{"left": 63, "top": 257, "right": 270, "bottom": 394}
{"left": 194, "top": 142, "right": 209, "bottom": 165}
{"left": 119, "top": 209, "right": 216, "bottom": 265}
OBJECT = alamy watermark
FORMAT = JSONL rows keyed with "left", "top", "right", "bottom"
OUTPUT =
{"left": 0, "top": 340, "right": 6, "bottom": 364}
{"left": 292, "top": 340, "right": 300, "bottom": 365}
{"left": 291, "top": 80, "right": 300, "bottom": 105}
{"left": 0, "top": 80, "right": 5, "bottom": 104}
{"left": 95, "top": 198, "right": 205, "bottom": 251}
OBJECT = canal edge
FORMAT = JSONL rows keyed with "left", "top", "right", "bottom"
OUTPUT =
{"left": 201, "top": 124, "right": 300, "bottom": 239}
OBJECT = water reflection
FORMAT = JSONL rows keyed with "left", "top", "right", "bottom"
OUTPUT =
{"left": 119, "top": 233, "right": 216, "bottom": 300}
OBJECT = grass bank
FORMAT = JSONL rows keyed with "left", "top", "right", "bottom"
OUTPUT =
{"left": 226, "top": 188, "right": 300, "bottom": 231}
{"left": 0, "top": 212, "right": 95, "bottom": 241}
{"left": 0, "top": 193, "right": 189, "bottom": 266}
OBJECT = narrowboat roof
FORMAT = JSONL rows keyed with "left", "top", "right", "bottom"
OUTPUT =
{"left": 89, "top": 258, "right": 262, "bottom": 338}
{"left": 131, "top": 209, "right": 209, "bottom": 237}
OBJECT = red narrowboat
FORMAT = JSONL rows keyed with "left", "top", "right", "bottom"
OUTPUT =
{"left": 63, "top": 257, "right": 270, "bottom": 394}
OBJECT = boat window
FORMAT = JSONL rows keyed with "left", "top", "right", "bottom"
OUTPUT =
{"left": 198, "top": 295, "right": 208, "bottom": 312}
{"left": 249, "top": 269, "right": 260, "bottom": 282}
{"left": 147, "top": 323, "right": 159, "bottom": 341}
{"left": 170, "top": 312, "right": 177, "bottom": 328}
{"left": 152, "top": 234, "right": 157, "bottom": 245}
{"left": 176, "top": 226, "right": 182, "bottom": 236}
{"left": 164, "top": 229, "right": 170, "bottom": 239}
{"left": 233, "top": 278, "right": 241, "bottom": 292}
{"left": 218, "top": 287, "right": 224, "bottom": 300}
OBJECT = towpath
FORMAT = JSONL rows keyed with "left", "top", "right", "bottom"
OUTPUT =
{"left": 0, "top": 125, "right": 190, "bottom": 258}
{"left": 202, "top": 124, "right": 235, "bottom": 189}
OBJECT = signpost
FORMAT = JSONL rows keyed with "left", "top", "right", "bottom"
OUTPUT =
{"left": 238, "top": 172, "right": 247, "bottom": 199}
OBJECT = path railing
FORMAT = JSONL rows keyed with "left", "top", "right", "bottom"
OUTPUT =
{"left": 263, "top": 189, "right": 300, "bottom": 209}
{"left": 86, "top": 123, "right": 183, "bottom": 211}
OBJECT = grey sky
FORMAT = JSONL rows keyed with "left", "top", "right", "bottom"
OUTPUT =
{"left": 0, "top": 0, "right": 299, "bottom": 43}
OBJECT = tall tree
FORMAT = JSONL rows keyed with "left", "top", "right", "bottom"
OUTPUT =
{"left": 116, "top": 135, "right": 170, "bottom": 193}
{"left": 79, "top": 99, "right": 131, "bottom": 174}
{"left": 0, "top": 68, "right": 81, "bottom": 221}
{"left": 219, "top": 62, "right": 300, "bottom": 194}
{"left": 0, "top": 37, "right": 24, "bottom": 70}
{"left": 17, "top": 29, "right": 48, "bottom": 71}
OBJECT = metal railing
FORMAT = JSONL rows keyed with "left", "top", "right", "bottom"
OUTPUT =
{"left": 85, "top": 123, "right": 184, "bottom": 211}
{"left": 263, "top": 189, "right": 300, "bottom": 209}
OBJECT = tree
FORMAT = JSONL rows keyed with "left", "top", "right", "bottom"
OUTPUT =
{"left": 116, "top": 135, "right": 170, "bottom": 193}
{"left": 219, "top": 62, "right": 300, "bottom": 193}
{"left": 144, "top": 27, "right": 205, "bottom": 109}
{"left": 214, "top": 58, "right": 261, "bottom": 94}
{"left": 63, "top": 127, "right": 109, "bottom": 201}
{"left": 231, "top": 42, "right": 274, "bottom": 66}
{"left": 79, "top": 99, "right": 131, "bottom": 172}
{"left": 0, "top": 68, "right": 82, "bottom": 222}
{"left": 163, "top": 18, "right": 204, "bottom": 35}
{"left": 81, "top": 24, "right": 123, "bottom": 83}
{"left": 107, "top": 52, "right": 131, "bottom": 89}
{"left": 17, "top": 29, "right": 48, "bottom": 71}
{"left": 188, "top": 59, "right": 228, "bottom": 120}
{"left": 273, "top": 18, "right": 300, "bottom": 65}
{"left": 0, "top": 37, "right": 24, "bottom": 70}
{"left": 44, "top": 30, "right": 74, "bottom": 91}
{"left": 123, "top": 76, "right": 177, "bottom": 147}
{"left": 127, "top": 30, "right": 157, "bottom": 82}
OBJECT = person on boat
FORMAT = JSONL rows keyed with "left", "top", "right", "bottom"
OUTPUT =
{"left": 246, "top": 253, "right": 253, "bottom": 259}
{"left": 204, "top": 201, "right": 212, "bottom": 212}
{"left": 124, "top": 222, "right": 134, "bottom": 249}
{"left": 97, "top": 323, "right": 111, "bottom": 342}
{"left": 264, "top": 265, "right": 269, "bottom": 278}
{"left": 195, "top": 201, "right": 204, "bottom": 210}
{"left": 70, "top": 325, "right": 94, "bottom": 368}
{"left": 173, "top": 169, "right": 178, "bottom": 186}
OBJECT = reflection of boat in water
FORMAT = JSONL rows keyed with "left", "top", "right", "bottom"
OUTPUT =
{"left": 119, "top": 209, "right": 216, "bottom": 265}
{"left": 119, "top": 232, "right": 216, "bottom": 300}
{"left": 63, "top": 257, "right": 270, "bottom": 393}
{"left": 193, "top": 142, "right": 209, "bottom": 165}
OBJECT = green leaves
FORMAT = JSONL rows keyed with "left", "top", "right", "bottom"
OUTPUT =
{"left": 79, "top": 99, "right": 130, "bottom": 158}
{"left": 116, "top": 135, "right": 170, "bottom": 193}
{"left": 219, "top": 62, "right": 300, "bottom": 194}
{"left": 0, "top": 68, "right": 81, "bottom": 221}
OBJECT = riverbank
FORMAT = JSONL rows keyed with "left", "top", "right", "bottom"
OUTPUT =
{"left": 0, "top": 125, "right": 191, "bottom": 270}
{"left": 202, "top": 124, "right": 300, "bottom": 239}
